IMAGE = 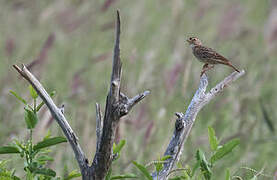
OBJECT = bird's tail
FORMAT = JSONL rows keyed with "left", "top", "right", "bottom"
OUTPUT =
{"left": 226, "top": 62, "right": 240, "bottom": 73}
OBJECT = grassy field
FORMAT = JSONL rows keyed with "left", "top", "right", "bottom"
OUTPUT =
{"left": 0, "top": 0, "right": 277, "bottom": 179}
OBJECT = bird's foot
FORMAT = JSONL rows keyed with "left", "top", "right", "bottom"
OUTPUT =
{"left": 200, "top": 64, "right": 214, "bottom": 77}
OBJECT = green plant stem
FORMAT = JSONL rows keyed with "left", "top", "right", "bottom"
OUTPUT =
{"left": 33, "top": 99, "right": 36, "bottom": 113}
{"left": 29, "top": 129, "right": 33, "bottom": 164}
{"left": 29, "top": 99, "right": 36, "bottom": 165}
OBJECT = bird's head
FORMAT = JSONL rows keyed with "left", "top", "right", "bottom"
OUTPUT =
{"left": 186, "top": 37, "right": 202, "bottom": 47}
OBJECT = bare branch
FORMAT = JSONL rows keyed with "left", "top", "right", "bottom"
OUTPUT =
{"left": 95, "top": 103, "right": 103, "bottom": 153}
{"left": 118, "top": 90, "right": 150, "bottom": 116}
{"left": 60, "top": 104, "right": 65, "bottom": 114}
{"left": 110, "top": 10, "right": 122, "bottom": 103}
{"left": 128, "top": 90, "right": 150, "bottom": 110}
{"left": 153, "top": 70, "right": 245, "bottom": 180}
{"left": 13, "top": 10, "right": 149, "bottom": 180}
{"left": 91, "top": 10, "right": 149, "bottom": 179}
{"left": 12, "top": 64, "right": 90, "bottom": 178}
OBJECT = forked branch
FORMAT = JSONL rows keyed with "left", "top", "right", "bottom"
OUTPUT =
{"left": 13, "top": 10, "right": 149, "bottom": 180}
{"left": 153, "top": 70, "right": 245, "bottom": 180}
{"left": 91, "top": 10, "right": 149, "bottom": 179}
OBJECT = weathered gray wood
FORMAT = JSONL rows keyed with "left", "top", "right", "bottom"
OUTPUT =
{"left": 95, "top": 103, "right": 103, "bottom": 153}
{"left": 13, "top": 64, "right": 90, "bottom": 178}
{"left": 153, "top": 70, "right": 245, "bottom": 180}
{"left": 91, "top": 10, "right": 149, "bottom": 179}
{"left": 14, "top": 10, "right": 149, "bottom": 180}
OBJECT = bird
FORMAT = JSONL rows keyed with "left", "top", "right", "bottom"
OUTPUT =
{"left": 186, "top": 37, "right": 240, "bottom": 76}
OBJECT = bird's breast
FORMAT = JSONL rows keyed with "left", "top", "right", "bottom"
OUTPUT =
{"left": 192, "top": 47, "right": 206, "bottom": 63}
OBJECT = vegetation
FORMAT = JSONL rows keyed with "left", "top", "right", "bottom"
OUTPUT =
{"left": 0, "top": 0, "right": 276, "bottom": 179}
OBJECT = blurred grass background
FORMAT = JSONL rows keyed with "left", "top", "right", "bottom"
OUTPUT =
{"left": 0, "top": 0, "right": 277, "bottom": 179}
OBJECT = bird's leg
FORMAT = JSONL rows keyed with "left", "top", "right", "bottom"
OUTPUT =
{"left": 207, "top": 64, "right": 214, "bottom": 71}
{"left": 200, "top": 63, "right": 209, "bottom": 77}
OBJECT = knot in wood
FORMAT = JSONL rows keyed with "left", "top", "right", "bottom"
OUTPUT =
{"left": 117, "top": 103, "right": 129, "bottom": 117}
{"left": 175, "top": 117, "right": 184, "bottom": 131}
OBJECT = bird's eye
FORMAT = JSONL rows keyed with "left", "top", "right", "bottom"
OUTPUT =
{"left": 189, "top": 37, "right": 192, "bottom": 40}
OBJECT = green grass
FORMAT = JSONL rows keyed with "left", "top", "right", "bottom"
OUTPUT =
{"left": 0, "top": 0, "right": 276, "bottom": 179}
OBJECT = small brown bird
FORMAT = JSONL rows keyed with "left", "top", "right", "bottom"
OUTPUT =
{"left": 186, "top": 37, "right": 240, "bottom": 76}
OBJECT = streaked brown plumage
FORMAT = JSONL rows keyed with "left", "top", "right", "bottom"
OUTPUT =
{"left": 186, "top": 37, "right": 240, "bottom": 76}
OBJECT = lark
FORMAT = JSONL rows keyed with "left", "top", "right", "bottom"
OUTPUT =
{"left": 186, "top": 37, "right": 240, "bottom": 76}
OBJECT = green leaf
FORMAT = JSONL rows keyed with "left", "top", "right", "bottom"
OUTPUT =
{"left": 210, "top": 139, "right": 240, "bottom": 164}
{"left": 168, "top": 177, "right": 186, "bottom": 180}
{"left": 64, "top": 170, "right": 81, "bottom": 180}
{"left": 113, "top": 139, "right": 126, "bottom": 154}
{"left": 250, "top": 175, "right": 258, "bottom": 180}
{"left": 225, "top": 169, "right": 231, "bottom": 180}
{"left": 0, "top": 146, "right": 20, "bottom": 154}
{"left": 0, "top": 172, "right": 21, "bottom": 180}
{"left": 208, "top": 126, "right": 218, "bottom": 151}
{"left": 132, "top": 161, "right": 152, "bottom": 180}
{"left": 33, "top": 168, "right": 56, "bottom": 177}
{"left": 36, "top": 90, "right": 56, "bottom": 111}
{"left": 0, "top": 160, "right": 9, "bottom": 167}
{"left": 33, "top": 137, "right": 67, "bottom": 151}
{"left": 105, "top": 168, "right": 112, "bottom": 180}
{"left": 160, "top": 155, "right": 172, "bottom": 161}
{"left": 29, "top": 85, "right": 38, "bottom": 99}
{"left": 154, "top": 155, "right": 172, "bottom": 173}
{"left": 154, "top": 162, "right": 163, "bottom": 174}
{"left": 24, "top": 109, "right": 38, "bottom": 129}
{"left": 36, "top": 155, "right": 54, "bottom": 162}
{"left": 9, "top": 90, "right": 27, "bottom": 105}
{"left": 111, "top": 173, "right": 137, "bottom": 179}
{"left": 43, "top": 130, "right": 52, "bottom": 140}
{"left": 196, "top": 149, "right": 211, "bottom": 180}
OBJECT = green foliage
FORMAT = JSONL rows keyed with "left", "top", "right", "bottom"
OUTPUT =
{"left": 36, "top": 91, "right": 56, "bottom": 112}
{"left": 132, "top": 161, "right": 152, "bottom": 180}
{"left": 210, "top": 138, "right": 240, "bottom": 165}
{"left": 24, "top": 109, "right": 38, "bottom": 129}
{"left": 167, "top": 127, "right": 240, "bottom": 180}
{"left": 0, "top": 88, "right": 78, "bottom": 179}
{"left": 9, "top": 90, "right": 27, "bottom": 106}
{"left": 64, "top": 170, "right": 81, "bottom": 180}
{"left": 110, "top": 173, "right": 137, "bottom": 179}
{"left": 33, "top": 137, "right": 67, "bottom": 151}
{"left": 106, "top": 139, "right": 137, "bottom": 180}
{"left": 225, "top": 169, "right": 230, "bottom": 180}
{"left": 28, "top": 85, "right": 38, "bottom": 100}
{"left": 153, "top": 155, "right": 172, "bottom": 174}
{"left": 113, "top": 140, "right": 126, "bottom": 154}
{"left": 196, "top": 149, "right": 211, "bottom": 180}
{"left": 105, "top": 169, "right": 112, "bottom": 180}
{"left": 208, "top": 126, "right": 218, "bottom": 151}
{"left": 112, "top": 139, "right": 126, "bottom": 161}
{"left": 3, "top": 88, "right": 245, "bottom": 180}
{"left": 0, "top": 146, "right": 20, "bottom": 154}
{"left": 0, "top": 160, "right": 20, "bottom": 180}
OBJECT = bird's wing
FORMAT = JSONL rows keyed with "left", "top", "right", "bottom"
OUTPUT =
{"left": 197, "top": 46, "right": 230, "bottom": 64}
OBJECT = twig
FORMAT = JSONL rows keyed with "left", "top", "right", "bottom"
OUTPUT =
{"left": 152, "top": 70, "right": 245, "bottom": 180}
{"left": 12, "top": 64, "right": 90, "bottom": 178}
{"left": 110, "top": 10, "right": 122, "bottom": 104}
